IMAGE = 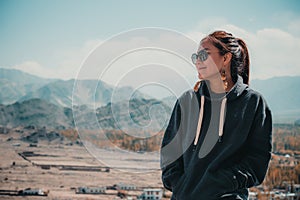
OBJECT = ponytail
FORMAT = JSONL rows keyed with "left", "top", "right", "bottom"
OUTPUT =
{"left": 237, "top": 38, "right": 250, "bottom": 85}
{"left": 206, "top": 31, "right": 251, "bottom": 85}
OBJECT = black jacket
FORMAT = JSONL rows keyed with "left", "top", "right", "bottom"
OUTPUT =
{"left": 161, "top": 76, "right": 272, "bottom": 200}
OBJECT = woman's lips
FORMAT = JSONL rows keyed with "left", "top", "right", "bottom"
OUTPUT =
{"left": 198, "top": 67, "right": 207, "bottom": 70}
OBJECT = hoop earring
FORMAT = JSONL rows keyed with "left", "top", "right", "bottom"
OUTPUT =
{"left": 221, "top": 69, "right": 228, "bottom": 90}
{"left": 194, "top": 80, "right": 201, "bottom": 92}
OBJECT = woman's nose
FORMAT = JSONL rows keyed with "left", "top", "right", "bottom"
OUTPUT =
{"left": 196, "top": 59, "right": 203, "bottom": 66}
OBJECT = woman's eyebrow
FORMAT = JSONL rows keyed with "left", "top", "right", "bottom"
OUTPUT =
{"left": 197, "top": 47, "right": 210, "bottom": 53}
{"left": 198, "top": 47, "right": 210, "bottom": 51}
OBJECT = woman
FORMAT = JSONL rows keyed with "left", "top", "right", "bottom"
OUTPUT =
{"left": 161, "top": 30, "right": 272, "bottom": 199}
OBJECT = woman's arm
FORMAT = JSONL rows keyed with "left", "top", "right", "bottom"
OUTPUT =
{"left": 229, "top": 96, "right": 272, "bottom": 189}
{"left": 161, "top": 100, "right": 185, "bottom": 192}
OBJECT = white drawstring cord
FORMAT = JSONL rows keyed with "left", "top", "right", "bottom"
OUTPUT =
{"left": 194, "top": 95, "right": 205, "bottom": 146}
{"left": 193, "top": 80, "right": 227, "bottom": 147}
{"left": 218, "top": 97, "right": 227, "bottom": 142}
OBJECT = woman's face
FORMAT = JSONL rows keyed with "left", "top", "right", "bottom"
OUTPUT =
{"left": 195, "top": 39, "right": 224, "bottom": 80}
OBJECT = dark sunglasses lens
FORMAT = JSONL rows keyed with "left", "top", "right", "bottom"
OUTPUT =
{"left": 191, "top": 50, "right": 208, "bottom": 64}
{"left": 191, "top": 53, "right": 198, "bottom": 64}
{"left": 199, "top": 50, "right": 208, "bottom": 61}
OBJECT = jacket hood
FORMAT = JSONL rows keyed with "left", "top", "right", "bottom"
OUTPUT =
{"left": 196, "top": 75, "right": 248, "bottom": 101}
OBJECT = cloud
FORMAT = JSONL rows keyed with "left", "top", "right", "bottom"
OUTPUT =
{"left": 249, "top": 28, "right": 300, "bottom": 79}
{"left": 185, "top": 20, "right": 300, "bottom": 80}
{"left": 11, "top": 21, "right": 300, "bottom": 89}
{"left": 12, "top": 61, "right": 56, "bottom": 79}
{"left": 72, "top": 29, "right": 199, "bottom": 98}
{"left": 287, "top": 19, "right": 300, "bottom": 37}
{"left": 185, "top": 17, "right": 229, "bottom": 44}
{"left": 55, "top": 39, "right": 104, "bottom": 80}
{"left": 11, "top": 39, "right": 105, "bottom": 80}
{"left": 12, "top": 60, "right": 80, "bottom": 80}
{"left": 10, "top": 30, "right": 198, "bottom": 99}
{"left": 231, "top": 27, "right": 300, "bottom": 80}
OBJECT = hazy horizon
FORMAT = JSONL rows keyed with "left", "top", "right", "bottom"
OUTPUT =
{"left": 1, "top": 1, "right": 300, "bottom": 87}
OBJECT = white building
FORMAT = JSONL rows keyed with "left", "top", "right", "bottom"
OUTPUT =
{"left": 138, "top": 188, "right": 163, "bottom": 200}
{"left": 77, "top": 186, "right": 106, "bottom": 194}
{"left": 20, "top": 188, "right": 47, "bottom": 196}
{"left": 116, "top": 183, "right": 137, "bottom": 191}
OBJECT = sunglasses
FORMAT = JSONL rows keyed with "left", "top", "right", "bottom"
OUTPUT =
{"left": 191, "top": 49, "right": 220, "bottom": 64}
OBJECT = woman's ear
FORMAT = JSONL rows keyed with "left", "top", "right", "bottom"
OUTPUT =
{"left": 224, "top": 52, "right": 232, "bottom": 66}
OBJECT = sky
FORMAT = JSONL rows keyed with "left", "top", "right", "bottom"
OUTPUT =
{"left": 1, "top": 0, "right": 300, "bottom": 94}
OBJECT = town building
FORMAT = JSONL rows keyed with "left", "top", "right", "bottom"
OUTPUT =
{"left": 18, "top": 188, "right": 48, "bottom": 196}
{"left": 76, "top": 186, "right": 106, "bottom": 194}
{"left": 138, "top": 188, "right": 163, "bottom": 200}
{"left": 116, "top": 183, "right": 137, "bottom": 191}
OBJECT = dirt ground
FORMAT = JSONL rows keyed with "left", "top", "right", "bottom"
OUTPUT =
{"left": 0, "top": 133, "right": 171, "bottom": 200}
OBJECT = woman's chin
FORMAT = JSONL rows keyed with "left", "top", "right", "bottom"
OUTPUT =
{"left": 198, "top": 73, "right": 205, "bottom": 80}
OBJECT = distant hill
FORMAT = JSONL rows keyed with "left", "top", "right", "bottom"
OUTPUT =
{"left": 0, "top": 68, "right": 151, "bottom": 107}
{"left": 1, "top": 68, "right": 299, "bottom": 123}
{"left": 0, "top": 68, "right": 55, "bottom": 104}
{"left": 19, "top": 79, "right": 151, "bottom": 107}
{"left": 251, "top": 76, "right": 300, "bottom": 122}
{"left": 96, "top": 98, "right": 171, "bottom": 132}
{"left": 71, "top": 97, "right": 172, "bottom": 131}
{"left": 0, "top": 98, "right": 171, "bottom": 132}
{"left": 19, "top": 79, "right": 113, "bottom": 107}
{"left": 0, "top": 68, "right": 53, "bottom": 85}
{"left": 161, "top": 95, "right": 177, "bottom": 110}
{"left": 0, "top": 98, "right": 74, "bottom": 129}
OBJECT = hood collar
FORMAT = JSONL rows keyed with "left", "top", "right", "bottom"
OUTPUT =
{"left": 197, "top": 75, "right": 248, "bottom": 101}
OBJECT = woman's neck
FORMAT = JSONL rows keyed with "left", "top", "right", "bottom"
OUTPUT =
{"left": 208, "top": 76, "right": 234, "bottom": 93}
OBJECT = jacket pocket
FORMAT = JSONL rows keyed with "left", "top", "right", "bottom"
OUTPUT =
{"left": 162, "top": 170, "right": 183, "bottom": 192}
{"left": 224, "top": 168, "right": 249, "bottom": 191}
{"left": 171, "top": 172, "right": 187, "bottom": 197}
{"left": 217, "top": 169, "right": 237, "bottom": 192}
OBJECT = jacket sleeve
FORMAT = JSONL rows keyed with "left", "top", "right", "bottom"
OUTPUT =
{"left": 161, "top": 100, "right": 184, "bottom": 192}
{"left": 185, "top": 96, "right": 272, "bottom": 199}
{"left": 230, "top": 96, "right": 272, "bottom": 189}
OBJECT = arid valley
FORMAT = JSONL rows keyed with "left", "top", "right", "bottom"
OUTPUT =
{"left": 0, "top": 126, "right": 168, "bottom": 200}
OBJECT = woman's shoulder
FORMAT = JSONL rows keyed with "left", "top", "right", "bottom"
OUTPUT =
{"left": 244, "top": 87, "right": 270, "bottom": 108}
{"left": 244, "top": 86, "right": 265, "bottom": 99}
{"left": 178, "top": 89, "right": 198, "bottom": 101}
{"left": 172, "top": 89, "right": 200, "bottom": 109}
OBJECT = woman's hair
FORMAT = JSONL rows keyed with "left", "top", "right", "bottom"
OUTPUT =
{"left": 202, "top": 31, "right": 250, "bottom": 85}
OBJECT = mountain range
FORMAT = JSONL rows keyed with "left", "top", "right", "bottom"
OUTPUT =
{"left": 0, "top": 68, "right": 299, "bottom": 125}
{"left": 0, "top": 68, "right": 149, "bottom": 107}
{"left": 0, "top": 98, "right": 73, "bottom": 129}
{"left": 250, "top": 76, "right": 300, "bottom": 122}
{"left": 0, "top": 97, "right": 171, "bottom": 132}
